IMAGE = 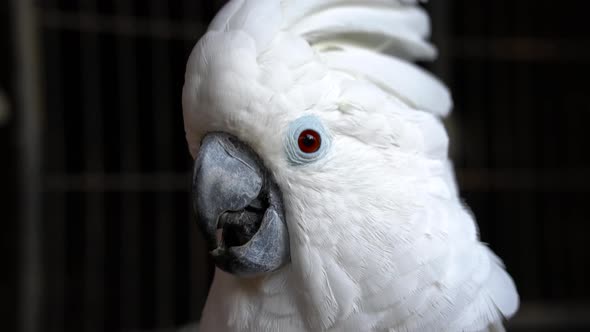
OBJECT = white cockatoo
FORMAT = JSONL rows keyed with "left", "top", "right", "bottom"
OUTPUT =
{"left": 182, "top": 0, "right": 519, "bottom": 331}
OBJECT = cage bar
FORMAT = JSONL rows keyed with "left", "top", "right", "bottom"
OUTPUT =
{"left": 14, "top": 0, "right": 44, "bottom": 331}
{"left": 80, "top": 0, "right": 106, "bottom": 330}
{"left": 116, "top": 0, "right": 142, "bottom": 329}
{"left": 41, "top": 0, "right": 66, "bottom": 329}
{"left": 149, "top": 0, "right": 176, "bottom": 327}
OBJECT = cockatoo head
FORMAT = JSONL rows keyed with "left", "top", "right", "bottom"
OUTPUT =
{"left": 183, "top": 0, "right": 452, "bottom": 278}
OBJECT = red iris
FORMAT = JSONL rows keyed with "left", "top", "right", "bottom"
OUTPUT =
{"left": 298, "top": 129, "right": 321, "bottom": 153}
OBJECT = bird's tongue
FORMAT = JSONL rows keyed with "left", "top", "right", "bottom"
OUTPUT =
{"left": 218, "top": 208, "right": 265, "bottom": 248}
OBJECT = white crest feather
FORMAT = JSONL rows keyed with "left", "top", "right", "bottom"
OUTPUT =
{"left": 280, "top": 0, "right": 451, "bottom": 116}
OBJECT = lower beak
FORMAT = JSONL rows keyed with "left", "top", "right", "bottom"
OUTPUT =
{"left": 192, "top": 132, "right": 290, "bottom": 277}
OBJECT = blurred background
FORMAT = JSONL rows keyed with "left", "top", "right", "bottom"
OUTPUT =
{"left": 1, "top": 0, "right": 589, "bottom": 331}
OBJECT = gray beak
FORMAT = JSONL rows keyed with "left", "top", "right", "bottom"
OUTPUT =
{"left": 192, "top": 132, "right": 290, "bottom": 277}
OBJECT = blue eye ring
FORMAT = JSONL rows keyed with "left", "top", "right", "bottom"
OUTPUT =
{"left": 285, "top": 115, "right": 331, "bottom": 165}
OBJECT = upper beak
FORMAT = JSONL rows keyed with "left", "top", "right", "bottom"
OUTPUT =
{"left": 192, "top": 132, "right": 290, "bottom": 277}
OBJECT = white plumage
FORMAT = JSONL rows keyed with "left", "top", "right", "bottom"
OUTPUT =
{"left": 182, "top": 1, "right": 519, "bottom": 331}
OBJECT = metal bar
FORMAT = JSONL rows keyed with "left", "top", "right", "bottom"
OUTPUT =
{"left": 513, "top": 58, "right": 539, "bottom": 297}
{"left": 0, "top": 90, "right": 10, "bottom": 125}
{"left": 13, "top": 0, "right": 44, "bottom": 331}
{"left": 563, "top": 91, "right": 588, "bottom": 297}
{"left": 116, "top": 0, "right": 141, "bottom": 328}
{"left": 149, "top": 0, "right": 175, "bottom": 327}
{"left": 80, "top": 0, "right": 105, "bottom": 330}
{"left": 42, "top": 6, "right": 66, "bottom": 330}
{"left": 41, "top": 9, "right": 206, "bottom": 41}
{"left": 460, "top": 55, "right": 488, "bottom": 169}
{"left": 489, "top": 1, "right": 511, "bottom": 170}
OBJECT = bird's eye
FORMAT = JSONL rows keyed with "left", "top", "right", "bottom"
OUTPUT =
{"left": 298, "top": 130, "right": 321, "bottom": 153}
{"left": 285, "top": 115, "right": 331, "bottom": 165}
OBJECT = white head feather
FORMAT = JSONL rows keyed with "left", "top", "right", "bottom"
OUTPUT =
{"left": 183, "top": 1, "right": 519, "bottom": 331}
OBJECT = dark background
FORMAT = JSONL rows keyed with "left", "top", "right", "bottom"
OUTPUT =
{"left": 2, "top": 1, "right": 590, "bottom": 331}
